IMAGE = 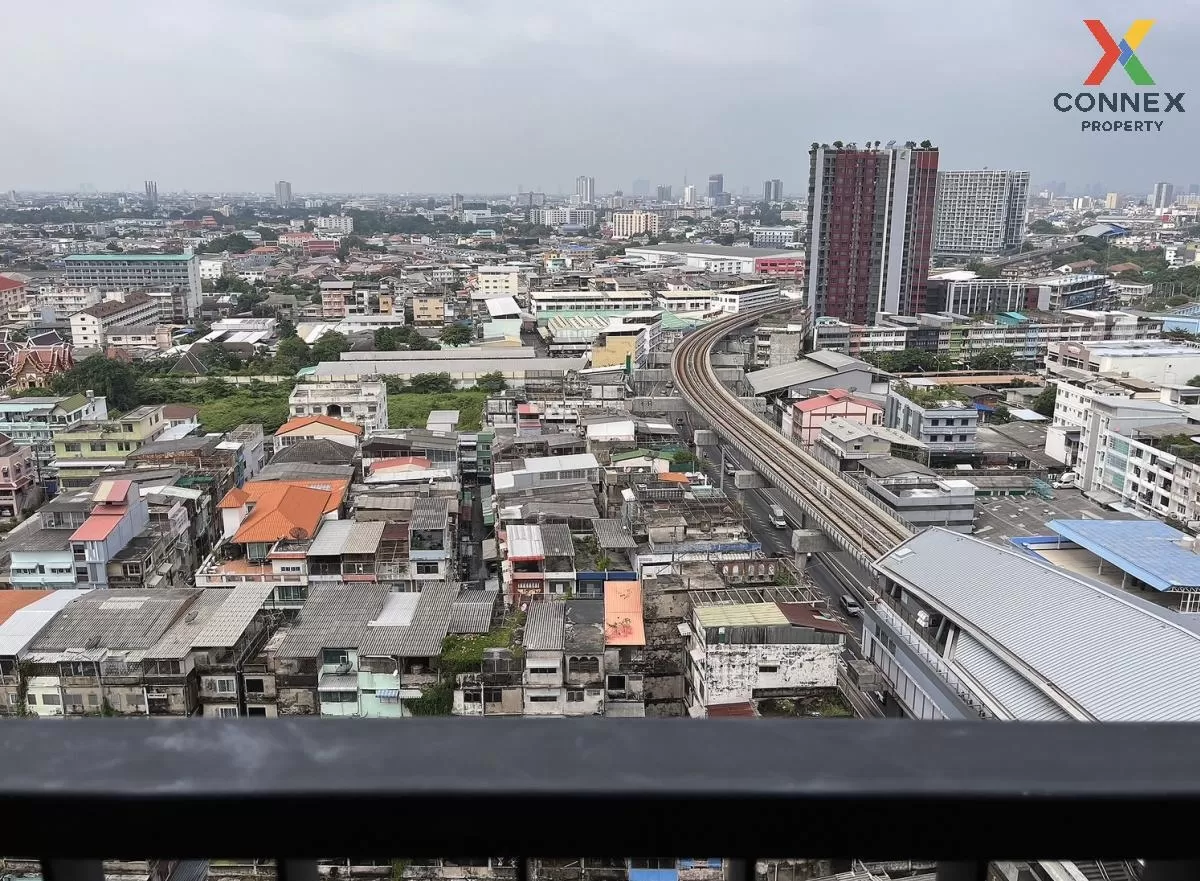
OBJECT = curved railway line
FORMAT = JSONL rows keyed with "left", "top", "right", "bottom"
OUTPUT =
{"left": 672, "top": 304, "right": 913, "bottom": 569}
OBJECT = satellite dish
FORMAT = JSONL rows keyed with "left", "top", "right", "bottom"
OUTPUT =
{"left": 289, "top": 526, "right": 309, "bottom": 540}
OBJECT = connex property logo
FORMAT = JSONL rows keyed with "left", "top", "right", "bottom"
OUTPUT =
{"left": 1053, "top": 18, "right": 1184, "bottom": 133}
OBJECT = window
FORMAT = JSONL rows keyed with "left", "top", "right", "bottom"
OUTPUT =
{"left": 246, "top": 707, "right": 267, "bottom": 717}
{"left": 570, "top": 656, "right": 599, "bottom": 674}
{"left": 117, "top": 441, "right": 132, "bottom": 452}
{"left": 759, "top": 665, "right": 779, "bottom": 674}
{"left": 463, "top": 690, "right": 482, "bottom": 704}
{"left": 415, "top": 562, "right": 440, "bottom": 575}
{"left": 215, "top": 707, "right": 239, "bottom": 718}
{"left": 63, "top": 443, "right": 81, "bottom": 453}
{"left": 567, "top": 690, "right": 584, "bottom": 703}
{"left": 324, "top": 691, "right": 357, "bottom": 703}
{"left": 41, "top": 693, "right": 61, "bottom": 706}
{"left": 89, "top": 442, "right": 107, "bottom": 452}
{"left": 484, "top": 688, "right": 502, "bottom": 703}
{"left": 26, "top": 694, "right": 37, "bottom": 705}
{"left": 244, "top": 678, "right": 265, "bottom": 694}
{"left": 87, "top": 693, "right": 100, "bottom": 706}
{"left": 214, "top": 678, "right": 236, "bottom": 694}
{"left": 607, "top": 674, "right": 627, "bottom": 692}
{"left": 528, "top": 695, "right": 557, "bottom": 703}
{"left": 528, "top": 666, "right": 557, "bottom": 675}
{"left": 323, "top": 649, "right": 349, "bottom": 666}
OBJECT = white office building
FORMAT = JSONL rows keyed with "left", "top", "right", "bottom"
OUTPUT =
{"left": 476, "top": 266, "right": 522, "bottom": 298}
{"left": 535, "top": 208, "right": 595, "bottom": 228}
{"left": 63, "top": 253, "right": 201, "bottom": 319}
{"left": 575, "top": 176, "right": 595, "bottom": 203}
{"left": 933, "top": 170, "right": 1030, "bottom": 258}
{"left": 288, "top": 381, "right": 388, "bottom": 433}
{"left": 314, "top": 215, "right": 354, "bottom": 235}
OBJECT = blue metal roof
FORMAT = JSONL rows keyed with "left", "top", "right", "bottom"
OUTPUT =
{"left": 1046, "top": 519, "right": 1200, "bottom": 591}
{"left": 629, "top": 871, "right": 678, "bottom": 881}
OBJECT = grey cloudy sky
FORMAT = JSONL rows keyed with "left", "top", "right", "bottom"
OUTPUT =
{"left": 5, "top": 0, "right": 1199, "bottom": 196}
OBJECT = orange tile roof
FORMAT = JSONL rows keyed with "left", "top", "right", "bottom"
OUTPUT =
{"left": 370, "top": 456, "right": 433, "bottom": 472}
{"left": 70, "top": 513, "right": 124, "bottom": 542}
{"left": 232, "top": 484, "right": 330, "bottom": 544}
{"left": 658, "top": 471, "right": 690, "bottom": 484}
{"left": 220, "top": 478, "right": 350, "bottom": 544}
{"left": 604, "top": 580, "right": 645, "bottom": 646}
{"left": 218, "top": 487, "right": 250, "bottom": 509}
{"left": 0, "top": 590, "right": 53, "bottom": 625}
{"left": 274, "top": 415, "right": 364, "bottom": 437}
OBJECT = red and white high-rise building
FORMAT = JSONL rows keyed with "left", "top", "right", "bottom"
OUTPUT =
{"left": 806, "top": 142, "right": 939, "bottom": 324}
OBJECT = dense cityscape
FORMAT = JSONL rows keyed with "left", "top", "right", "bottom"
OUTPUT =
{"left": 4, "top": 2, "right": 1199, "bottom": 881}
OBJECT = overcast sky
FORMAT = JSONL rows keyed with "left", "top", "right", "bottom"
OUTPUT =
{"left": 5, "top": 0, "right": 1199, "bottom": 196}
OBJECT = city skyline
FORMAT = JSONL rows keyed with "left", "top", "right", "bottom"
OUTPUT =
{"left": 4, "top": 0, "right": 1199, "bottom": 194}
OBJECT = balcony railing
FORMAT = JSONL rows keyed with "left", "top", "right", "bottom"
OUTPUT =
{"left": 2, "top": 718, "right": 1200, "bottom": 880}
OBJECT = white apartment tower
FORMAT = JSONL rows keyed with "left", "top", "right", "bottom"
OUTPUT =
{"left": 575, "top": 176, "right": 595, "bottom": 204}
{"left": 1153, "top": 182, "right": 1175, "bottom": 211}
{"left": 932, "top": 170, "right": 1030, "bottom": 258}
{"left": 275, "top": 180, "right": 293, "bottom": 207}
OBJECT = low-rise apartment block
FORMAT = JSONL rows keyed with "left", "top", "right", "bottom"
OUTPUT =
{"left": 288, "top": 381, "right": 388, "bottom": 433}
{"left": 885, "top": 386, "right": 979, "bottom": 453}
{"left": 63, "top": 252, "right": 201, "bottom": 319}
{"left": 69, "top": 292, "right": 163, "bottom": 350}
{"left": 52, "top": 405, "right": 167, "bottom": 489}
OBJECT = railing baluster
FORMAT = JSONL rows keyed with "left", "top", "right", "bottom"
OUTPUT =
{"left": 935, "top": 862, "right": 987, "bottom": 881}
{"left": 1144, "top": 862, "right": 1200, "bottom": 881}
{"left": 278, "top": 859, "right": 320, "bottom": 881}
{"left": 42, "top": 860, "right": 104, "bottom": 881}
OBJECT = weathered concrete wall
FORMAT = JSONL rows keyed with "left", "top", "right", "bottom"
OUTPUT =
{"left": 704, "top": 642, "right": 841, "bottom": 704}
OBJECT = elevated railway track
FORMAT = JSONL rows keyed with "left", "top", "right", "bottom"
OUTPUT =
{"left": 672, "top": 304, "right": 913, "bottom": 569}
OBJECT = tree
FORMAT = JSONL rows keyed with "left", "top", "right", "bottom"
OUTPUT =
{"left": 475, "top": 372, "right": 507, "bottom": 393}
{"left": 50, "top": 356, "right": 141, "bottom": 411}
{"left": 273, "top": 335, "right": 314, "bottom": 374}
{"left": 407, "top": 373, "right": 455, "bottom": 394}
{"left": 198, "top": 233, "right": 253, "bottom": 254}
{"left": 1031, "top": 384, "right": 1058, "bottom": 418}
{"left": 965, "top": 261, "right": 1002, "bottom": 279}
{"left": 105, "top": 241, "right": 122, "bottom": 252}
{"left": 969, "top": 347, "right": 1016, "bottom": 372}
{"left": 1028, "top": 219, "right": 1060, "bottom": 235}
{"left": 1187, "top": 375, "right": 1200, "bottom": 389}
{"left": 990, "top": 403, "right": 1013, "bottom": 425}
{"left": 311, "top": 331, "right": 350, "bottom": 363}
{"left": 440, "top": 324, "right": 473, "bottom": 346}
{"left": 254, "top": 226, "right": 279, "bottom": 243}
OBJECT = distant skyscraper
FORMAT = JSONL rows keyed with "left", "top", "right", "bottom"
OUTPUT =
{"left": 1105, "top": 193, "right": 1120, "bottom": 210}
{"left": 707, "top": 174, "right": 724, "bottom": 198}
{"left": 683, "top": 185, "right": 696, "bottom": 207}
{"left": 656, "top": 185, "right": 672, "bottom": 202}
{"left": 144, "top": 180, "right": 158, "bottom": 206}
{"left": 932, "top": 170, "right": 1030, "bottom": 258}
{"left": 275, "top": 180, "right": 293, "bottom": 208}
{"left": 1153, "top": 182, "right": 1175, "bottom": 210}
{"left": 451, "top": 193, "right": 464, "bottom": 211}
{"left": 763, "top": 179, "right": 783, "bottom": 202}
{"left": 632, "top": 179, "right": 650, "bottom": 197}
{"left": 807, "top": 142, "right": 939, "bottom": 323}
{"left": 575, "top": 175, "right": 595, "bottom": 203}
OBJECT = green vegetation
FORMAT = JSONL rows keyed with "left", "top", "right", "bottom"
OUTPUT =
{"left": 404, "top": 681, "right": 453, "bottom": 716}
{"left": 198, "top": 387, "right": 292, "bottom": 433}
{"left": 965, "top": 261, "right": 1003, "bottom": 279}
{"left": 310, "top": 331, "right": 349, "bottom": 363}
{"left": 1031, "top": 384, "right": 1057, "bottom": 418}
{"left": 968, "top": 347, "right": 1016, "bottom": 371}
{"left": 475, "top": 371, "right": 507, "bottom": 394}
{"left": 1188, "top": 375, "right": 1200, "bottom": 388}
{"left": 388, "top": 391, "right": 485, "bottom": 431}
{"left": 1027, "top": 219, "right": 1061, "bottom": 235}
{"left": 1149, "top": 433, "right": 1200, "bottom": 465}
{"left": 990, "top": 403, "right": 1013, "bottom": 425}
{"left": 439, "top": 324, "right": 473, "bottom": 346}
{"left": 863, "top": 349, "right": 957, "bottom": 373}
{"left": 894, "top": 383, "right": 969, "bottom": 407}
{"left": 439, "top": 612, "right": 525, "bottom": 675}
{"left": 375, "top": 326, "right": 440, "bottom": 351}
{"left": 197, "top": 233, "right": 254, "bottom": 254}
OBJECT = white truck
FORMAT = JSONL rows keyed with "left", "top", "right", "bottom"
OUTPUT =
{"left": 769, "top": 504, "right": 788, "bottom": 529}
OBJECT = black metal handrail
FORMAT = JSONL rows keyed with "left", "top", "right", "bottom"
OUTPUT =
{"left": 3, "top": 719, "right": 1200, "bottom": 877}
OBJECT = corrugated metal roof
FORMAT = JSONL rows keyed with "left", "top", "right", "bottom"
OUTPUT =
{"left": 594, "top": 519, "right": 637, "bottom": 549}
{"left": 306, "top": 520, "right": 355, "bottom": 556}
{"left": 27, "top": 589, "right": 200, "bottom": 653}
{"left": 191, "top": 582, "right": 276, "bottom": 648}
{"left": 369, "top": 592, "right": 420, "bottom": 627}
{"left": 344, "top": 520, "right": 387, "bottom": 555}
{"left": 145, "top": 590, "right": 230, "bottom": 660}
{"left": 276, "top": 583, "right": 390, "bottom": 659}
{"left": 1046, "top": 518, "right": 1200, "bottom": 591}
{"left": 360, "top": 581, "right": 458, "bottom": 657}
{"left": 695, "top": 602, "right": 790, "bottom": 628}
{"left": 539, "top": 522, "right": 574, "bottom": 557}
{"left": 449, "top": 590, "right": 499, "bottom": 634}
{"left": 0, "top": 589, "right": 91, "bottom": 656}
{"left": 950, "top": 632, "right": 1069, "bottom": 721}
{"left": 523, "top": 600, "right": 565, "bottom": 651}
{"left": 564, "top": 600, "right": 604, "bottom": 652}
{"left": 877, "top": 527, "right": 1200, "bottom": 722}
{"left": 411, "top": 497, "right": 450, "bottom": 531}
{"left": 507, "top": 524, "right": 543, "bottom": 559}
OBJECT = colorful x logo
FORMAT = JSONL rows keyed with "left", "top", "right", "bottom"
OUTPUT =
{"left": 1084, "top": 19, "right": 1156, "bottom": 86}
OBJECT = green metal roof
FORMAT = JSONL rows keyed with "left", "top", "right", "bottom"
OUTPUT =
{"left": 57, "top": 393, "right": 89, "bottom": 413}
{"left": 64, "top": 253, "right": 193, "bottom": 262}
